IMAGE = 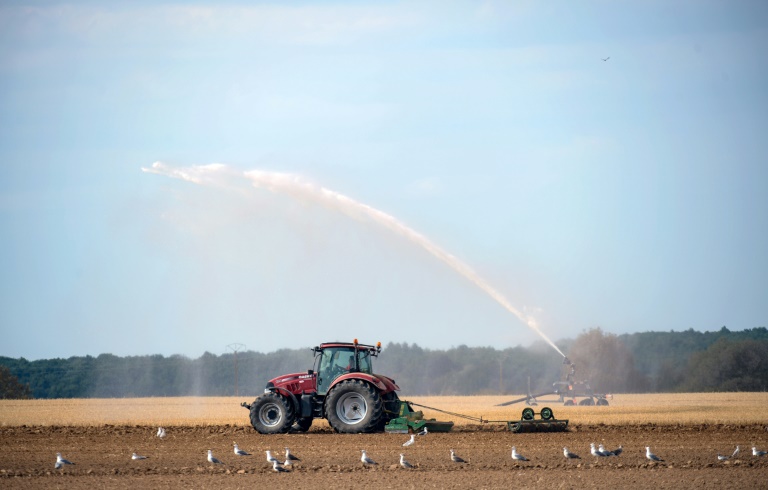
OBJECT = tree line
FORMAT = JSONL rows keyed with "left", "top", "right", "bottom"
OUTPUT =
{"left": 1, "top": 327, "right": 767, "bottom": 399}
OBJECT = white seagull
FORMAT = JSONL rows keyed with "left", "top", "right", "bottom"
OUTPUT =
{"left": 403, "top": 434, "right": 415, "bottom": 447}
{"left": 645, "top": 446, "right": 664, "bottom": 462}
{"left": 753, "top": 446, "right": 767, "bottom": 457}
{"left": 717, "top": 453, "right": 729, "bottom": 461}
{"left": 361, "top": 450, "right": 377, "bottom": 465}
{"left": 272, "top": 460, "right": 290, "bottom": 472}
{"left": 266, "top": 450, "right": 280, "bottom": 464}
{"left": 417, "top": 426, "right": 428, "bottom": 436}
{"left": 450, "top": 449, "right": 467, "bottom": 463}
{"left": 233, "top": 442, "right": 250, "bottom": 456}
{"left": 156, "top": 427, "right": 166, "bottom": 438}
{"left": 131, "top": 453, "right": 148, "bottom": 460}
{"left": 599, "top": 444, "right": 615, "bottom": 456}
{"left": 590, "top": 443, "right": 607, "bottom": 458}
{"left": 731, "top": 446, "right": 740, "bottom": 459}
{"left": 399, "top": 453, "right": 415, "bottom": 469}
{"left": 55, "top": 452, "right": 75, "bottom": 469}
{"left": 285, "top": 447, "right": 301, "bottom": 462}
{"left": 563, "top": 447, "right": 581, "bottom": 460}
{"left": 207, "top": 449, "right": 224, "bottom": 465}
{"left": 511, "top": 446, "right": 529, "bottom": 461}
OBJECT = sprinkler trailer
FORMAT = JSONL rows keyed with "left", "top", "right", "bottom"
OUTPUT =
{"left": 241, "top": 340, "right": 578, "bottom": 434}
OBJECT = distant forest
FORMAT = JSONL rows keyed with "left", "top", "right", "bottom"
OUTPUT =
{"left": 2, "top": 327, "right": 767, "bottom": 399}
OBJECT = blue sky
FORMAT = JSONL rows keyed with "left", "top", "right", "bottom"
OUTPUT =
{"left": 1, "top": 1, "right": 766, "bottom": 360}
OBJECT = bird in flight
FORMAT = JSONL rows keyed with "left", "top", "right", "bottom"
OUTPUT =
{"left": 602, "top": 57, "right": 610, "bottom": 61}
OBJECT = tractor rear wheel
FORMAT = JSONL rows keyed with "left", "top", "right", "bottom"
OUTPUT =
{"left": 325, "top": 379, "right": 384, "bottom": 433}
{"left": 249, "top": 392, "right": 295, "bottom": 434}
{"left": 579, "top": 397, "right": 595, "bottom": 406}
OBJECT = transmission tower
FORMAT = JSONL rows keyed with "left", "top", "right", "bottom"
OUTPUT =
{"left": 227, "top": 343, "right": 246, "bottom": 396}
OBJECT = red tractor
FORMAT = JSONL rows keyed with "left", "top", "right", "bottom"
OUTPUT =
{"left": 241, "top": 340, "right": 402, "bottom": 434}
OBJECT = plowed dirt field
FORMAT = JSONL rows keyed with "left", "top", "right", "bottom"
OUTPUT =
{"left": 2, "top": 423, "right": 767, "bottom": 489}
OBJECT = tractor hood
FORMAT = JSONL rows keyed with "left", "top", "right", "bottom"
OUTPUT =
{"left": 266, "top": 371, "right": 316, "bottom": 394}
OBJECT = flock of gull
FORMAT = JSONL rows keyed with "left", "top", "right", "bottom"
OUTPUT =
{"left": 52, "top": 426, "right": 768, "bottom": 472}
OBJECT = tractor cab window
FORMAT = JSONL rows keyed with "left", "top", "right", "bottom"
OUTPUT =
{"left": 316, "top": 347, "right": 352, "bottom": 394}
{"left": 315, "top": 346, "right": 373, "bottom": 394}
{"left": 356, "top": 350, "right": 372, "bottom": 374}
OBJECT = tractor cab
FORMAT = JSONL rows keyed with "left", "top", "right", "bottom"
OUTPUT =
{"left": 313, "top": 340, "right": 378, "bottom": 394}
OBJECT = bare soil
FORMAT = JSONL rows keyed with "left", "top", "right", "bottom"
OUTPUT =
{"left": 2, "top": 424, "right": 767, "bottom": 489}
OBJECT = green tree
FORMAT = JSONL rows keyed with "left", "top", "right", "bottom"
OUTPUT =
{"left": 682, "top": 338, "right": 768, "bottom": 391}
{"left": 0, "top": 365, "right": 32, "bottom": 399}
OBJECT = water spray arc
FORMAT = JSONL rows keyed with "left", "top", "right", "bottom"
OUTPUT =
{"left": 143, "top": 162, "right": 566, "bottom": 358}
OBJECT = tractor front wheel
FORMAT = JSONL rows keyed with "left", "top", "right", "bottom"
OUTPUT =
{"left": 249, "top": 392, "right": 295, "bottom": 434}
{"left": 325, "top": 379, "right": 384, "bottom": 433}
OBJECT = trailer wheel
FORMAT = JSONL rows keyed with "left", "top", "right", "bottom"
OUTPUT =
{"left": 522, "top": 408, "right": 535, "bottom": 420}
{"left": 325, "top": 379, "right": 384, "bottom": 433}
{"left": 578, "top": 398, "right": 595, "bottom": 406}
{"left": 564, "top": 400, "right": 575, "bottom": 406}
{"left": 249, "top": 392, "right": 295, "bottom": 434}
{"left": 540, "top": 407, "right": 553, "bottom": 420}
{"left": 596, "top": 398, "right": 609, "bottom": 406}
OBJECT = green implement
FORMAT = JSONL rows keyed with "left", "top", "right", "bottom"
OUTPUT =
{"left": 505, "top": 407, "right": 569, "bottom": 433}
{"left": 384, "top": 400, "right": 454, "bottom": 434}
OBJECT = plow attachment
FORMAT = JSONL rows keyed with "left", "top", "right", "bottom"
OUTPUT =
{"left": 384, "top": 400, "right": 454, "bottom": 434}
{"left": 504, "top": 407, "right": 569, "bottom": 433}
{"left": 384, "top": 400, "right": 567, "bottom": 434}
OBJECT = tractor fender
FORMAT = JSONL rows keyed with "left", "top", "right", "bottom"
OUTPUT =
{"left": 269, "top": 386, "right": 301, "bottom": 414}
{"left": 328, "top": 372, "right": 397, "bottom": 394}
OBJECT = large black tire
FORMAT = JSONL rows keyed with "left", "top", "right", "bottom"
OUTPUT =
{"left": 579, "top": 397, "right": 595, "bottom": 406}
{"left": 596, "top": 397, "right": 609, "bottom": 406}
{"left": 377, "top": 391, "right": 402, "bottom": 430}
{"left": 325, "top": 379, "right": 384, "bottom": 434}
{"left": 249, "top": 392, "right": 295, "bottom": 434}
